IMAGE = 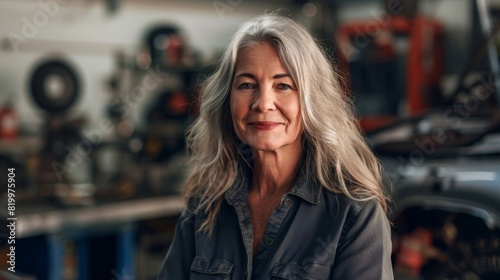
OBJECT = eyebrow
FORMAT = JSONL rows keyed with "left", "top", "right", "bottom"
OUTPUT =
{"left": 234, "top": 73, "right": 291, "bottom": 79}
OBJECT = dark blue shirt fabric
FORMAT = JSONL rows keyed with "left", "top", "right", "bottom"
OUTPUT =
{"left": 158, "top": 167, "right": 393, "bottom": 280}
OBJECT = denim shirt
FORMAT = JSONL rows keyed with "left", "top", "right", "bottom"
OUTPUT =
{"left": 158, "top": 168, "right": 393, "bottom": 280}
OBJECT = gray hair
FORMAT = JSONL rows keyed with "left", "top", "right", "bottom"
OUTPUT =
{"left": 184, "top": 13, "right": 389, "bottom": 233}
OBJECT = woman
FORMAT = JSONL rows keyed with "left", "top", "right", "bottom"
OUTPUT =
{"left": 158, "top": 14, "right": 393, "bottom": 280}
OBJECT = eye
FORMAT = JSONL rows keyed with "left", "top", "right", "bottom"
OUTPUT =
{"left": 277, "top": 83, "right": 293, "bottom": 91}
{"left": 238, "top": 83, "right": 256, "bottom": 90}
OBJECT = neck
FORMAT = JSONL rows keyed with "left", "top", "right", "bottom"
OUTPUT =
{"left": 250, "top": 140, "right": 303, "bottom": 199}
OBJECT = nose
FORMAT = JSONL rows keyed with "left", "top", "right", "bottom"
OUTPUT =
{"left": 251, "top": 84, "right": 276, "bottom": 112}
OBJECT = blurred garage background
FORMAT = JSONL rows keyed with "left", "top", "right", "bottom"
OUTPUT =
{"left": 0, "top": 0, "right": 499, "bottom": 279}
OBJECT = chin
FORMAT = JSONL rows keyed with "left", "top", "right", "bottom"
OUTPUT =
{"left": 247, "top": 140, "right": 288, "bottom": 152}
{"left": 248, "top": 144, "right": 278, "bottom": 151}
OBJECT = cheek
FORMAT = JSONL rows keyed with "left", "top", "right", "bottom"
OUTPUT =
{"left": 291, "top": 109, "right": 303, "bottom": 136}
{"left": 230, "top": 94, "right": 247, "bottom": 124}
{"left": 287, "top": 99, "right": 302, "bottom": 128}
{"left": 229, "top": 94, "right": 237, "bottom": 118}
{"left": 229, "top": 95, "right": 249, "bottom": 143}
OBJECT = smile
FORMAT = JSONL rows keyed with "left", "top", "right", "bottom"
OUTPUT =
{"left": 248, "top": 122, "right": 282, "bottom": 131}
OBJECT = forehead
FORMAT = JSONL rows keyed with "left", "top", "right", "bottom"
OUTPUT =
{"left": 235, "top": 43, "right": 288, "bottom": 73}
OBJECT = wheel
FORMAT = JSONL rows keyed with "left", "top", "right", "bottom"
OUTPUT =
{"left": 30, "top": 60, "right": 80, "bottom": 113}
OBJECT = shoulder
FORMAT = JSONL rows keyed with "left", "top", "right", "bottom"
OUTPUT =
{"left": 177, "top": 196, "right": 202, "bottom": 223}
{"left": 182, "top": 196, "right": 229, "bottom": 223}
{"left": 321, "top": 189, "right": 388, "bottom": 231}
{"left": 320, "top": 189, "right": 365, "bottom": 213}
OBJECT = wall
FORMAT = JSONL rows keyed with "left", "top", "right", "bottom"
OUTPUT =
{"left": 336, "top": 0, "right": 472, "bottom": 76}
{"left": 0, "top": 0, "right": 299, "bottom": 133}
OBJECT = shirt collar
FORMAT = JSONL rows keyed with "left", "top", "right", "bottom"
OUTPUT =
{"left": 224, "top": 165, "right": 321, "bottom": 205}
{"left": 288, "top": 171, "right": 321, "bottom": 205}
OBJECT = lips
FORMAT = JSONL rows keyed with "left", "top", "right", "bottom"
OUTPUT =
{"left": 248, "top": 121, "right": 282, "bottom": 130}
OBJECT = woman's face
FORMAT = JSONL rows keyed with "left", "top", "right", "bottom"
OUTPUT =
{"left": 230, "top": 43, "right": 303, "bottom": 152}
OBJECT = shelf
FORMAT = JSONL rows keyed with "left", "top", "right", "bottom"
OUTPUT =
{"left": 16, "top": 195, "right": 184, "bottom": 238}
{"left": 0, "top": 136, "right": 42, "bottom": 155}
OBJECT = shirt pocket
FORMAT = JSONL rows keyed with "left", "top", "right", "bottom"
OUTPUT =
{"left": 189, "top": 256, "right": 234, "bottom": 280}
{"left": 270, "top": 262, "right": 331, "bottom": 280}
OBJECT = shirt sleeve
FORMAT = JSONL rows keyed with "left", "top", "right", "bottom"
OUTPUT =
{"left": 330, "top": 199, "right": 394, "bottom": 280}
{"left": 157, "top": 207, "right": 196, "bottom": 280}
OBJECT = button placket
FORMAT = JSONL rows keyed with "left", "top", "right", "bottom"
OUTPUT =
{"left": 252, "top": 192, "right": 297, "bottom": 279}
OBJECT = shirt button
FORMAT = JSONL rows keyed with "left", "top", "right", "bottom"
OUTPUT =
{"left": 198, "top": 259, "right": 206, "bottom": 268}
{"left": 265, "top": 237, "right": 274, "bottom": 246}
{"left": 284, "top": 198, "right": 292, "bottom": 206}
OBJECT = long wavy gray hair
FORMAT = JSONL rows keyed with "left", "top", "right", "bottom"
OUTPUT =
{"left": 184, "top": 13, "right": 389, "bottom": 233}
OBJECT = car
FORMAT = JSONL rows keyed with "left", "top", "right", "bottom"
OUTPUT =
{"left": 368, "top": 108, "right": 500, "bottom": 279}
